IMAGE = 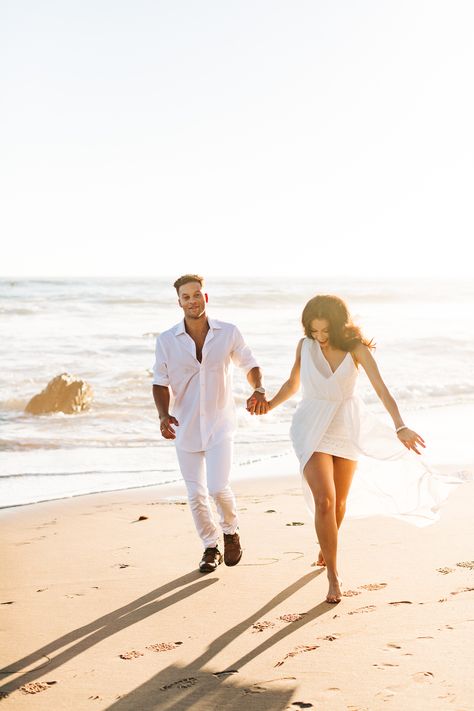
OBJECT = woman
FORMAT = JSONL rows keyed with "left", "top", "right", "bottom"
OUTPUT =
{"left": 268, "top": 295, "right": 425, "bottom": 604}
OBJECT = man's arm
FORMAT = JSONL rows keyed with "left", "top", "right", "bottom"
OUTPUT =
{"left": 152, "top": 384, "right": 179, "bottom": 439}
{"left": 229, "top": 326, "right": 268, "bottom": 416}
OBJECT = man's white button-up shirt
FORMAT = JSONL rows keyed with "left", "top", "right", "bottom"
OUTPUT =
{"left": 153, "top": 318, "right": 259, "bottom": 452}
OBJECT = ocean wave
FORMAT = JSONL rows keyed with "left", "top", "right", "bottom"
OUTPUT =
{"left": 0, "top": 434, "right": 292, "bottom": 451}
{"left": 0, "top": 306, "right": 42, "bottom": 315}
{"left": 0, "top": 466, "right": 176, "bottom": 479}
{"left": 3, "top": 278, "right": 473, "bottom": 312}
{"left": 0, "top": 399, "right": 27, "bottom": 412}
{"left": 362, "top": 382, "right": 474, "bottom": 404}
{"left": 0, "top": 438, "right": 162, "bottom": 451}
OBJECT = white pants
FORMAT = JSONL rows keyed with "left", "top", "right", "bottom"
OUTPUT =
{"left": 176, "top": 438, "right": 239, "bottom": 548}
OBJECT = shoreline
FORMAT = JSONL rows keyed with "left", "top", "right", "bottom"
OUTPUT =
{"left": 3, "top": 401, "right": 474, "bottom": 511}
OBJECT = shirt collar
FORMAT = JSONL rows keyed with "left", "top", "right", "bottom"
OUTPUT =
{"left": 173, "top": 317, "right": 221, "bottom": 337}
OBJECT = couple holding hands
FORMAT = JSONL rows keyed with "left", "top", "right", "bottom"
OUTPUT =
{"left": 153, "top": 274, "right": 425, "bottom": 604}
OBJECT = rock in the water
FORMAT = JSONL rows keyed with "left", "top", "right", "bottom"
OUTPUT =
{"left": 25, "top": 373, "right": 93, "bottom": 415}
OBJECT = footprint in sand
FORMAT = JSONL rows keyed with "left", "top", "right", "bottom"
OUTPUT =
{"left": 385, "top": 643, "right": 402, "bottom": 649}
{"left": 347, "top": 605, "right": 376, "bottom": 615}
{"left": 119, "top": 650, "right": 144, "bottom": 659}
{"left": 252, "top": 614, "right": 304, "bottom": 632}
{"left": 456, "top": 560, "right": 474, "bottom": 569}
{"left": 450, "top": 586, "right": 474, "bottom": 595}
{"left": 436, "top": 567, "right": 455, "bottom": 574}
{"left": 160, "top": 677, "right": 198, "bottom": 691}
{"left": 412, "top": 671, "right": 434, "bottom": 683}
{"left": 342, "top": 589, "right": 361, "bottom": 597}
{"left": 244, "top": 685, "right": 267, "bottom": 694}
{"left": 213, "top": 670, "right": 239, "bottom": 678}
{"left": 388, "top": 600, "right": 413, "bottom": 606}
{"left": 359, "top": 583, "right": 387, "bottom": 591}
{"left": 279, "top": 613, "right": 306, "bottom": 623}
{"left": 252, "top": 620, "right": 276, "bottom": 632}
{"left": 147, "top": 642, "right": 183, "bottom": 652}
{"left": 373, "top": 662, "right": 399, "bottom": 668}
{"left": 275, "top": 644, "right": 319, "bottom": 666}
{"left": 20, "top": 681, "right": 57, "bottom": 694}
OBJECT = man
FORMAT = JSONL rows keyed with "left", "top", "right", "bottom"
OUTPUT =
{"left": 152, "top": 274, "right": 268, "bottom": 573}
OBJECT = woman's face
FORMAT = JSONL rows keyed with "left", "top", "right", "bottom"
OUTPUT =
{"left": 310, "top": 318, "right": 330, "bottom": 346}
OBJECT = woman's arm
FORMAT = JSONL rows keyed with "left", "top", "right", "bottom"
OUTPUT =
{"left": 353, "top": 343, "right": 425, "bottom": 455}
{"left": 268, "top": 339, "right": 303, "bottom": 411}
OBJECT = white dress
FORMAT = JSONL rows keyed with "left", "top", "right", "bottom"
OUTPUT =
{"left": 290, "top": 338, "right": 463, "bottom": 526}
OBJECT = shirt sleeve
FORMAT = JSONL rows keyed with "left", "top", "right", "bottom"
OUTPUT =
{"left": 152, "top": 336, "right": 170, "bottom": 386}
{"left": 230, "top": 326, "right": 259, "bottom": 374}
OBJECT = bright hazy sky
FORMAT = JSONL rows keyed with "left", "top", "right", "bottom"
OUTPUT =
{"left": 1, "top": 1, "right": 473, "bottom": 278}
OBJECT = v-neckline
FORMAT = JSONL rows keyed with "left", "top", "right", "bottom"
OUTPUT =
{"left": 316, "top": 341, "right": 350, "bottom": 376}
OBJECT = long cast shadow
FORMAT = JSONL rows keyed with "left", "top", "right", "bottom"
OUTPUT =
{"left": 0, "top": 570, "right": 216, "bottom": 694}
{"left": 105, "top": 569, "right": 330, "bottom": 711}
{"left": 107, "top": 666, "right": 295, "bottom": 711}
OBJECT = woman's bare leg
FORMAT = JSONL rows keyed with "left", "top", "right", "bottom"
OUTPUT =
{"left": 334, "top": 456, "right": 357, "bottom": 527}
{"left": 317, "top": 456, "right": 357, "bottom": 565}
{"left": 304, "top": 452, "right": 341, "bottom": 603}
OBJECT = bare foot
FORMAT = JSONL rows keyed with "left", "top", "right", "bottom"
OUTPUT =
{"left": 326, "top": 576, "right": 342, "bottom": 604}
{"left": 316, "top": 549, "right": 326, "bottom": 567}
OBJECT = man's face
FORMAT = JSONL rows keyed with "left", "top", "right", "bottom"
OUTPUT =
{"left": 178, "top": 281, "right": 207, "bottom": 320}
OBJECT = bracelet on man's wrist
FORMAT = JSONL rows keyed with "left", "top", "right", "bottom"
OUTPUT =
{"left": 396, "top": 425, "right": 408, "bottom": 434}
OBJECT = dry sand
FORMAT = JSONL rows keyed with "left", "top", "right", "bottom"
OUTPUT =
{"left": 1, "top": 474, "right": 473, "bottom": 710}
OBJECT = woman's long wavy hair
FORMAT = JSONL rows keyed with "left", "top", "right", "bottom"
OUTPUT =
{"left": 302, "top": 294, "right": 375, "bottom": 352}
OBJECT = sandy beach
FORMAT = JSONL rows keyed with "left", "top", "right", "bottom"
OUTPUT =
{"left": 1, "top": 473, "right": 473, "bottom": 711}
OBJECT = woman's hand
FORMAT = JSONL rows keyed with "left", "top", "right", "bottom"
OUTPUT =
{"left": 397, "top": 427, "right": 425, "bottom": 455}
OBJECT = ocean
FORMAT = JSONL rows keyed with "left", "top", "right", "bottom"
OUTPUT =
{"left": 1, "top": 276, "right": 473, "bottom": 507}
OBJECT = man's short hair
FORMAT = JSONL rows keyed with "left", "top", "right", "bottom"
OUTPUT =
{"left": 173, "top": 274, "right": 204, "bottom": 294}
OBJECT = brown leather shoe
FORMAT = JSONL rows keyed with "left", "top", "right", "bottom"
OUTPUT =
{"left": 199, "top": 547, "right": 223, "bottom": 573}
{"left": 223, "top": 532, "right": 242, "bottom": 566}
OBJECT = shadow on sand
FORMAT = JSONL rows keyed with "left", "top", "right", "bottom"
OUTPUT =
{"left": 0, "top": 571, "right": 216, "bottom": 693}
{"left": 105, "top": 569, "right": 330, "bottom": 710}
{"left": 1, "top": 568, "right": 331, "bottom": 709}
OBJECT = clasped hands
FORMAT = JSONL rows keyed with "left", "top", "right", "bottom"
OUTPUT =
{"left": 246, "top": 392, "right": 270, "bottom": 416}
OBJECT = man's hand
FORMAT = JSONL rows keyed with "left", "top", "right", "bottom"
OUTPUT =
{"left": 159, "top": 414, "right": 179, "bottom": 439}
{"left": 246, "top": 392, "right": 269, "bottom": 415}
